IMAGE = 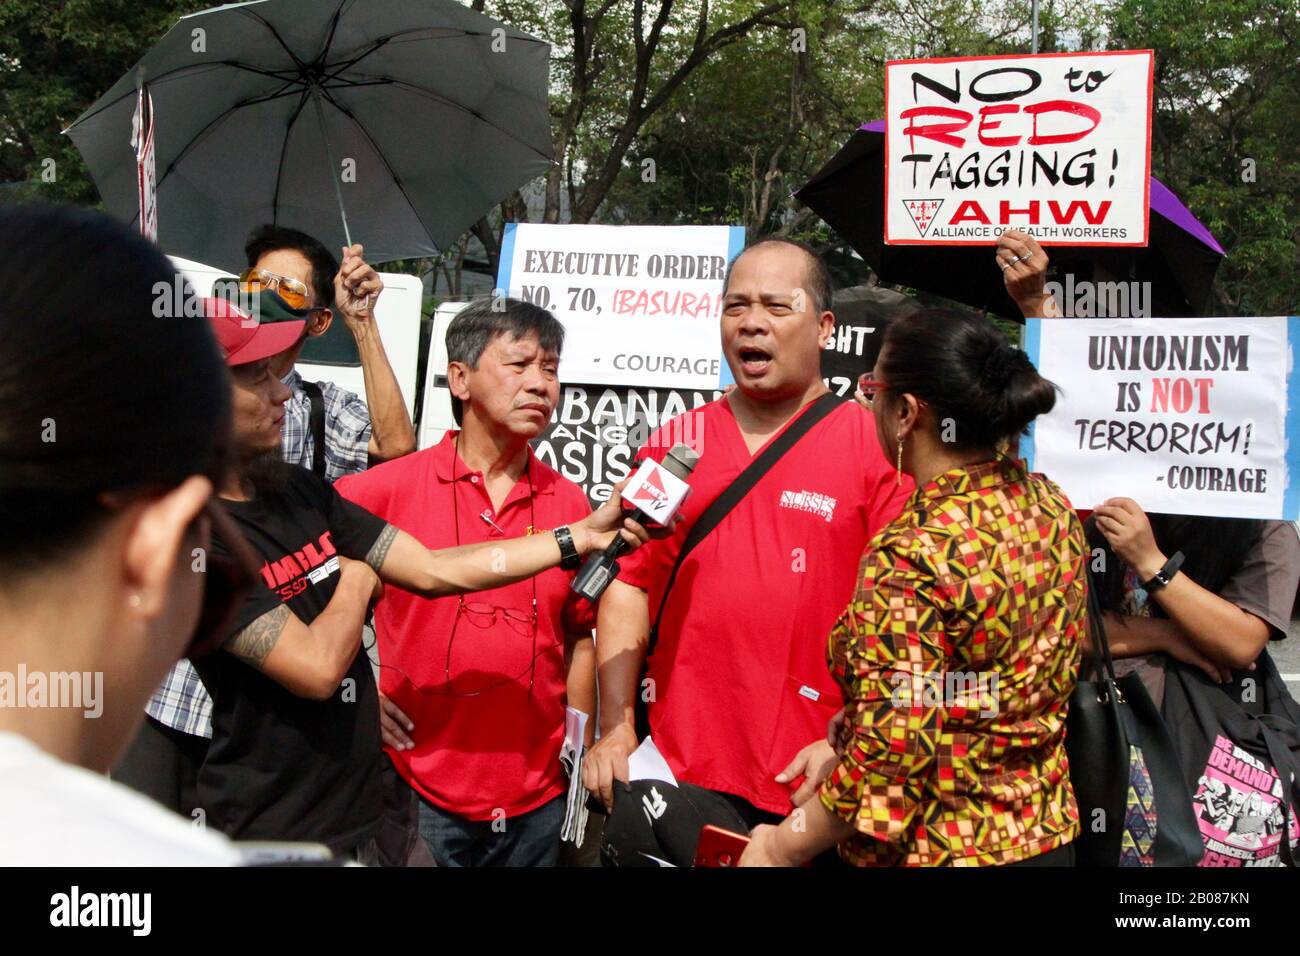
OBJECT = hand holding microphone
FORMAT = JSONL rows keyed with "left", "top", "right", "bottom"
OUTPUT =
{"left": 574, "top": 493, "right": 652, "bottom": 555}
{"left": 572, "top": 444, "right": 699, "bottom": 602}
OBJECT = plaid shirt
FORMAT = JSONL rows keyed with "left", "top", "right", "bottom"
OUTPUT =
{"left": 819, "top": 457, "right": 1086, "bottom": 866}
{"left": 144, "top": 655, "right": 215, "bottom": 739}
{"left": 279, "top": 368, "right": 373, "bottom": 482}
{"left": 145, "top": 369, "right": 373, "bottom": 738}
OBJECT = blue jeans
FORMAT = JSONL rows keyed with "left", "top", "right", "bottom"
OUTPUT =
{"left": 417, "top": 794, "right": 565, "bottom": 867}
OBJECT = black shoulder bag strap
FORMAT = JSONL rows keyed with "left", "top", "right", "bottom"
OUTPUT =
{"left": 300, "top": 380, "right": 327, "bottom": 479}
{"left": 646, "top": 392, "right": 844, "bottom": 657}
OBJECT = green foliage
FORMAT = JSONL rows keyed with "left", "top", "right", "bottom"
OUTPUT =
{"left": 1107, "top": 0, "right": 1300, "bottom": 315}
{"left": 2, "top": 0, "right": 1294, "bottom": 314}
{"left": 0, "top": 0, "right": 194, "bottom": 204}
{"left": 606, "top": 2, "right": 885, "bottom": 237}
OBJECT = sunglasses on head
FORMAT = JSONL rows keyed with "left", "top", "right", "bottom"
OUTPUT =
{"left": 238, "top": 267, "right": 313, "bottom": 311}
{"left": 100, "top": 489, "right": 260, "bottom": 660}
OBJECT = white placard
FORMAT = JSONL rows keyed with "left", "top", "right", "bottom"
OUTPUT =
{"left": 884, "top": 51, "right": 1153, "bottom": 246}
{"left": 1024, "top": 316, "right": 1300, "bottom": 519}
{"left": 496, "top": 223, "right": 745, "bottom": 389}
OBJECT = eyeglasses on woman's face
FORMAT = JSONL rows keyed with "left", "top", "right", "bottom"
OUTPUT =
{"left": 857, "top": 373, "right": 930, "bottom": 410}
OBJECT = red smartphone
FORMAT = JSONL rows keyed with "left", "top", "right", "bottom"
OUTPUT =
{"left": 694, "top": 824, "right": 751, "bottom": 867}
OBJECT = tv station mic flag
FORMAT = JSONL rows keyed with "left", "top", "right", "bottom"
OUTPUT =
{"left": 572, "top": 444, "right": 699, "bottom": 602}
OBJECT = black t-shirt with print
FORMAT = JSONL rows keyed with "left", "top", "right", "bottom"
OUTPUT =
{"left": 193, "top": 464, "right": 388, "bottom": 852}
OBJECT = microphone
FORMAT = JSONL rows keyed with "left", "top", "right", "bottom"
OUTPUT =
{"left": 571, "top": 443, "right": 699, "bottom": 602}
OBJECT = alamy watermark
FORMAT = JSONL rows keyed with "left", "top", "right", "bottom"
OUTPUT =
{"left": 152, "top": 274, "right": 261, "bottom": 327}
{"left": 50, "top": 886, "right": 150, "bottom": 936}
{"left": 889, "top": 670, "right": 1000, "bottom": 718}
{"left": 1043, "top": 275, "right": 1152, "bottom": 318}
{"left": 0, "top": 666, "right": 102, "bottom": 718}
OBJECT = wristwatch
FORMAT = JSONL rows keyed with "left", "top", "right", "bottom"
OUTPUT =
{"left": 1140, "top": 550, "right": 1185, "bottom": 593}
{"left": 554, "top": 525, "right": 581, "bottom": 571}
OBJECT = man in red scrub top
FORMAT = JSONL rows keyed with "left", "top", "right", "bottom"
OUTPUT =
{"left": 337, "top": 298, "right": 599, "bottom": 866}
{"left": 583, "top": 238, "right": 911, "bottom": 862}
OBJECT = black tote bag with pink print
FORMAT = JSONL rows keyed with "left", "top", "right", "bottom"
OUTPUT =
{"left": 1162, "top": 650, "right": 1300, "bottom": 867}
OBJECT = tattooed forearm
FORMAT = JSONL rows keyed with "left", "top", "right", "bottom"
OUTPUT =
{"left": 225, "top": 604, "right": 291, "bottom": 667}
{"left": 365, "top": 523, "right": 399, "bottom": 574}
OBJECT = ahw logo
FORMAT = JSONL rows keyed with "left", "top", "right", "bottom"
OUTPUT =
{"left": 903, "top": 198, "right": 943, "bottom": 237}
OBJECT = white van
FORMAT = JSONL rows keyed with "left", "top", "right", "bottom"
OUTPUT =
{"left": 417, "top": 300, "right": 472, "bottom": 449}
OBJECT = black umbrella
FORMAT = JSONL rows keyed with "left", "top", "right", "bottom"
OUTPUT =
{"left": 796, "top": 121, "right": 1226, "bottom": 320}
{"left": 65, "top": 0, "right": 553, "bottom": 270}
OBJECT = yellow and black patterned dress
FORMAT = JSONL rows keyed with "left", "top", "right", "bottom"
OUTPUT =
{"left": 819, "top": 457, "right": 1087, "bottom": 866}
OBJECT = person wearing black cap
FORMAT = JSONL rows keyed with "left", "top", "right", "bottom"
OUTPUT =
{"left": 187, "top": 298, "right": 651, "bottom": 859}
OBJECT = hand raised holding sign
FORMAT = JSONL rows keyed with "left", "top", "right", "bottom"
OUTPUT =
{"left": 997, "top": 229, "right": 1060, "bottom": 318}
{"left": 1092, "top": 496, "right": 1165, "bottom": 580}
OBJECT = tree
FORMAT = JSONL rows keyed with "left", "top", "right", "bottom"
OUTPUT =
{"left": 605, "top": 1, "right": 887, "bottom": 240}
{"left": 1108, "top": 0, "right": 1300, "bottom": 315}
{"left": 459, "top": 0, "right": 811, "bottom": 274}
{"left": 0, "top": 0, "right": 191, "bottom": 203}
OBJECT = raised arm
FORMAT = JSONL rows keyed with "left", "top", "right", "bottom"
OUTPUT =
{"left": 223, "top": 557, "right": 381, "bottom": 700}
{"left": 1092, "top": 498, "right": 1271, "bottom": 672}
{"left": 333, "top": 244, "right": 417, "bottom": 465}
{"left": 365, "top": 491, "right": 650, "bottom": 599}
{"left": 998, "top": 229, "right": 1060, "bottom": 319}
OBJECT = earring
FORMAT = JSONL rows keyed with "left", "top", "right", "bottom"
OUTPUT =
{"left": 127, "top": 592, "right": 142, "bottom": 608}
{"left": 896, "top": 436, "right": 904, "bottom": 487}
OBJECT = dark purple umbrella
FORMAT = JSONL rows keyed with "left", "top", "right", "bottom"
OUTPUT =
{"left": 795, "top": 121, "right": 1225, "bottom": 320}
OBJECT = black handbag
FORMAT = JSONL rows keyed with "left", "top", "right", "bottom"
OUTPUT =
{"left": 1162, "top": 649, "right": 1300, "bottom": 867}
{"left": 1065, "top": 580, "right": 1204, "bottom": 866}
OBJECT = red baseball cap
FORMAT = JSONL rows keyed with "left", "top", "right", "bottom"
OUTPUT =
{"left": 204, "top": 297, "right": 305, "bottom": 367}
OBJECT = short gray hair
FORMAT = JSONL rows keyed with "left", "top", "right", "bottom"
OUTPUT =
{"left": 445, "top": 297, "right": 565, "bottom": 425}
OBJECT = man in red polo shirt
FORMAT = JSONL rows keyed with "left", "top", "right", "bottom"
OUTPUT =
{"left": 337, "top": 298, "right": 598, "bottom": 866}
{"left": 583, "top": 238, "right": 911, "bottom": 864}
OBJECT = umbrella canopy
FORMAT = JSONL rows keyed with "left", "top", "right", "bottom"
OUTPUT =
{"left": 796, "top": 121, "right": 1226, "bottom": 320}
{"left": 66, "top": 0, "right": 553, "bottom": 271}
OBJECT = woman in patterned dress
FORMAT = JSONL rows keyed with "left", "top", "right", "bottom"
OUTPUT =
{"left": 740, "top": 308, "right": 1087, "bottom": 866}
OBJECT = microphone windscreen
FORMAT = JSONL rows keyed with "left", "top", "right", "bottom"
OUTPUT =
{"left": 660, "top": 444, "right": 699, "bottom": 481}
